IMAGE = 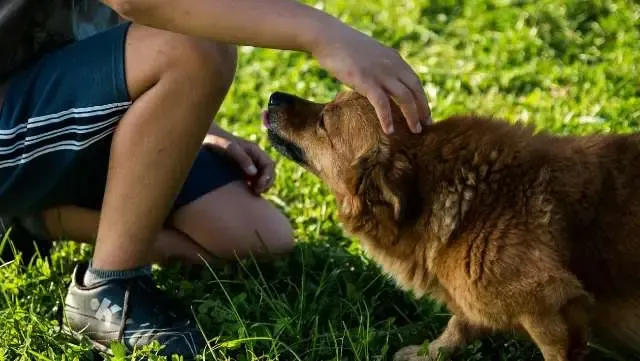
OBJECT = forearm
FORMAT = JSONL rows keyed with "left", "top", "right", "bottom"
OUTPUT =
{"left": 104, "top": 0, "right": 347, "bottom": 53}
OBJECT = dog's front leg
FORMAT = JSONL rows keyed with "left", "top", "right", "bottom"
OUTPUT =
{"left": 393, "top": 315, "right": 488, "bottom": 361}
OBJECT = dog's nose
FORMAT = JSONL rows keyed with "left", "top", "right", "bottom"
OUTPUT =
{"left": 268, "top": 91, "right": 294, "bottom": 108}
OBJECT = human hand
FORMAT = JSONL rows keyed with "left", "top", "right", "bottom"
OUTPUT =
{"left": 203, "top": 129, "right": 276, "bottom": 194}
{"left": 311, "top": 27, "right": 431, "bottom": 134}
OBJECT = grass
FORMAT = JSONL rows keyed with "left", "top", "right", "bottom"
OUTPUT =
{"left": 1, "top": 0, "right": 639, "bottom": 360}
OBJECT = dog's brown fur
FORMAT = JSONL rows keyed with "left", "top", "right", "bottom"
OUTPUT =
{"left": 264, "top": 90, "right": 640, "bottom": 361}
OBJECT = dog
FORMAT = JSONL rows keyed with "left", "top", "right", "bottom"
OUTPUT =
{"left": 262, "top": 90, "right": 640, "bottom": 361}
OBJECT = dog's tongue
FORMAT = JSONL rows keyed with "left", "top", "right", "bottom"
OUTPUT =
{"left": 261, "top": 110, "right": 270, "bottom": 128}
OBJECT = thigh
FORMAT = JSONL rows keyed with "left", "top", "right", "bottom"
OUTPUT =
{"left": 0, "top": 20, "right": 240, "bottom": 218}
{"left": 169, "top": 146, "right": 294, "bottom": 260}
{"left": 0, "top": 22, "right": 133, "bottom": 216}
{"left": 38, "top": 145, "right": 294, "bottom": 260}
{"left": 40, "top": 145, "right": 246, "bottom": 236}
{"left": 170, "top": 180, "right": 295, "bottom": 260}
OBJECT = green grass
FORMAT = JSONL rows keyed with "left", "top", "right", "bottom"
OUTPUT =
{"left": 1, "top": 0, "right": 639, "bottom": 360}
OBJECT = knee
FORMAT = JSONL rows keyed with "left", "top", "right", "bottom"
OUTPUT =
{"left": 193, "top": 41, "right": 237, "bottom": 91}
{"left": 171, "top": 184, "right": 295, "bottom": 261}
{"left": 165, "top": 36, "right": 237, "bottom": 92}
{"left": 218, "top": 203, "right": 295, "bottom": 260}
{"left": 127, "top": 24, "right": 237, "bottom": 94}
{"left": 250, "top": 205, "right": 295, "bottom": 258}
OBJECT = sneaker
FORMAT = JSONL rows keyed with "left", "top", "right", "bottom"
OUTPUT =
{"left": 61, "top": 262, "right": 205, "bottom": 358}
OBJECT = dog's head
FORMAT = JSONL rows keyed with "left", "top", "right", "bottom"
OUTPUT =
{"left": 263, "top": 90, "right": 423, "bottom": 225}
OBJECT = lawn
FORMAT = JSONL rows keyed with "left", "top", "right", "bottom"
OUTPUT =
{"left": 1, "top": 0, "right": 639, "bottom": 360}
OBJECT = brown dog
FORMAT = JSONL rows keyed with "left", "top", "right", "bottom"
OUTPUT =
{"left": 263, "top": 90, "right": 640, "bottom": 361}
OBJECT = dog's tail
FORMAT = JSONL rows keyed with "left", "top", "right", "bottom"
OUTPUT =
{"left": 592, "top": 297, "right": 640, "bottom": 359}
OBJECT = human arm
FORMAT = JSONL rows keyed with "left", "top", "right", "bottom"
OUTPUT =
{"left": 104, "top": 0, "right": 340, "bottom": 52}
{"left": 103, "top": 0, "right": 432, "bottom": 133}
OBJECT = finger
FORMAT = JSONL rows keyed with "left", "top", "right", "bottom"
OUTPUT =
{"left": 383, "top": 78, "right": 421, "bottom": 133}
{"left": 263, "top": 160, "right": 277, "bottom": 191}
{"left": 256, "top": 166, "right": 275, "bottom": 193}
{"left": 259, "top": 162, "right": 275, "bottom": 192}
{"left": 357, "top": 79, "right": 394, "bottom": 134}
{"left": 255, "top": 169, "right": 274, "bottom": 193}
{"left": 399, "top": 71, "right": 432, "bottom": 126}
{"left": 264, "top": 171, "right": 276, "bottom": 191}
{"left": 226, "top": 141, "right": 258, "bottom": 176}
{"left": 245, "top": 144, "right": 276, "bottom": 193}
{"left": 256, "top": 173, "right": 275, "bottom": 194}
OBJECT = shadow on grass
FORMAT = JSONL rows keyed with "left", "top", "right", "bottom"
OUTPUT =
{"left": 0, "top": 230, "right": 631, "bottom": 361}
{"left": 154, "top": 238, "right": 545, "bottom": 361}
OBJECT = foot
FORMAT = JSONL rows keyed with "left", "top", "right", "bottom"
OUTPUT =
{"left": 61, "top": 262, "right": 205, "bottom": 358}
{"left": 393, "top": 341, "right": 455, "bottom": 361}
{"left": 393, "top": 345, "right": 432, "bottom": 361}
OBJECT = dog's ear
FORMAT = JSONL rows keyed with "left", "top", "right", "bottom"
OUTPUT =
{"left": 342, "top": 145, "right": 420, "bottom": 224}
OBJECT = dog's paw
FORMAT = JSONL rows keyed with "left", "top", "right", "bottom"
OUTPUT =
{"left": 392, "top": 345, "right": 432, "bottom": 361}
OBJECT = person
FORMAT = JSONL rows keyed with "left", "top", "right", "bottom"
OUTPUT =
{"left": 0, "top": 0, "right": 432, "bottom": 357}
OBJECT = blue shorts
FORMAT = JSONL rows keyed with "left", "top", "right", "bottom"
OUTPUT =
{"left": 0, "top": 23, "right": 244, "bottom": 232}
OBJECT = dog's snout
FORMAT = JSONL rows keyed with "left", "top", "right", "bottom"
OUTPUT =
{"left": 268, "top": 92, "right": 295, "bottom": 108}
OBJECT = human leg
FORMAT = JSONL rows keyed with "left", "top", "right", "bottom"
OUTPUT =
{"left": 64, "top": 22, "right": 238, "bottom": 357}
{"left": 91, "top": 23, "right": 237, "bottom": 271}
{"left": 35, "top": 183, "right": 294, "bottom": 265}
{"left": 34, "top": 145, "right": 294, "bottom": 264}
{"left": 167, "top": 143, "right": 294, "bottom": 261}
{"left": 69, "top": 23, "right": 238, "bottom": 357}
{"left": 170, "top": 180, "right": 294, "bottom": 260}
{"left": 38, "top": 204, "right": 209, "bottom": 264}
{"left": 0, "top": 21, "right": 239, "bottom": 357}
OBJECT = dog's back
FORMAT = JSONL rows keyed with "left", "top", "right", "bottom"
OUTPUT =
{"left": 420, "top": 117, "right": 640, "bottom": 356}
{"left": 476, "top": 122, "right": 640, "bottom": 355}
{"left": 553, "top": 133, "right": 640, "bottom": 356}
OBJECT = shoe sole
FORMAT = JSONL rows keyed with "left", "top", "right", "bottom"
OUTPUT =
{"left": 60, "top": 324, "right": 116, "bottom": 357}
{"left": 60, "top": 325, "right": 191, "bottom": 360}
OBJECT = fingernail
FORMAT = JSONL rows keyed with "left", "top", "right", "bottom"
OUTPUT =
{"left": 415, "top": 123, "right": 422, "bottom": 133}
{"left": 387, "top": 124, "right": 394, "bottom": 134}
{"left": 247, "top": 165, "right": 257, "bottom": 175}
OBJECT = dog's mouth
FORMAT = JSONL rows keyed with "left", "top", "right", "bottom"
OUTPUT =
{"left": 261, "top": 110, "right": 272, "bottom": 128}
{"left": 263, "top": 110, "right": 307, "bottom": 166}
